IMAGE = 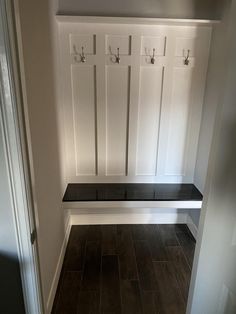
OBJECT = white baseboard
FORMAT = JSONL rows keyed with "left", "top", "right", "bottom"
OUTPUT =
{"left": 46, "top": 216, "right": 71, "bottom": 313}
{"left": 187, "top": 215, "right": 198, "bottom": 240}
{"left": 69, "top": 208, "right": 189, "bottom": 225}
{"left": 69, "top": 208, "right": 198, "bottom": 238}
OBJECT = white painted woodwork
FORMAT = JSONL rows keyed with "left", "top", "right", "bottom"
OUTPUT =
{"left": 165, "top": 68, "right": 193, "bottom": 176}
{"left": 106, "top": 35, "right": 131, "bottom": 55}
{"left": 141, "top": 36, "right": 166, "bottom": 56}
{"left": 65, "top": 206, "right": 198, "bottom": 239}
{"left": 175, "top": 37, "right": 197, "bottom": 57}
{"left": 106, "top": 66, "right": 130, "bottom": 175}
{"left": 58, "top": 17, "right": 212, "bottom": 183}
{"left": 71, "top": 65, "right": 97, "bottom": 175}
{"left": 136, "top": 66, "right": 163, "bottom": 175}
{"left": 64, "top": 200, "right": 202, "bottom": 209}
{"left": 70, "top": 34, "right": 96, "bottom": 55}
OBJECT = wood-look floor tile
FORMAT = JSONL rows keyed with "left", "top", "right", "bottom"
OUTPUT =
{"left": 134, "top": 241, "right": 157, "bottom": 291}
{"left": 53, "top": 224, "right": 195, "bottom": 314}
{"left": 131, "top": 225, "right": 147, "bottom": 241}
{"left": 77, "top": 291, "right": 100, "bottom": 314}
{"left": 141, "top": 291, "right": 158, "bottom": 314}
{"left": 53, "top": 271, "right": 81, "bottom": 314}
{"left": 87, "top": 225, "right": 101, "bottom": 242}
{"left": 167, "top": 246, "right": 191, "bottom": 302}
{"left": 101, "top": 225, "right": 117, "bottom": 255}
{"left": 121, "top": 280, "right": 142, "bottom": 314}
{"left": 174, "top": 224, "right": 189, "bottom": 234}
{"left": 63, "top": 226, "right": 88, "bottom": 271}
{"left": 158, "top": 225, "right": 179, "bottom": 247}
{"left": 117, "top": 225, "right": 138, "bottom": 280}
{"left": 154, "top": 262, "right": 185, "bottom": 314}
{"left": 144, "top": 225, "right": 168, "bottom": 261}
{"left": 81, "top": 241, "right": 101, "bottom": 291}
{"left": 176, "top": 232, "right": 195, "bottom": 268}
{"left": 101, "top": 255, "right": 121, "bottom": 314}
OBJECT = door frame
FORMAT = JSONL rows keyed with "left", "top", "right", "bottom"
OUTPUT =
{"left": 0, "top": 1, "right": 43, "bottom": 313}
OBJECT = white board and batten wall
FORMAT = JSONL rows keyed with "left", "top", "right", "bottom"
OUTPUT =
{"left": 56, "top": 16, "right": 215, "bottom": 235}
{"left": 57, "top": 16, "right": 212, "bottom": 185}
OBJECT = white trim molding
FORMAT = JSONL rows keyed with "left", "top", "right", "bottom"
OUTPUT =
{"left": 187, "top": 215, "right": 198, "bottom": 239}
{"left": 0, "top": 1, "right": 43, "bottom": 313}
{"left": 64, "top": 200, "right": 202, "bottom": 209}
{"left": 46, "top": 218, "right": 71, "bottom": 314}
{"left": 68, "top": 207, "right": 198, "bottom": 240}
{"left": 56, "top": 15, "right": 220, "bottom": 26}
{"left": 69, "top": 208, "right": 189, "bottom": 225}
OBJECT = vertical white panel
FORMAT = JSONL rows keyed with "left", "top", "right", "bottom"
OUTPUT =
{"left": 165, "top": 68, "right": 193, "bottom": 175}
{"left": 72, "top": 65, "right": 97, "bottom": 175}
{"left": 141, "top": 36, "right": 166, "bottom": 56}
{"left": 106, "top": 35, "right": 131, "bottom": 55}
{"left": 70, "top": 34, "right": 96, "bottom": 55}
{"left": 106, "top": 66, "right": 130, "bottom": 175}
{"left": 136, "top": 67, "right": 164, "bottom": 175}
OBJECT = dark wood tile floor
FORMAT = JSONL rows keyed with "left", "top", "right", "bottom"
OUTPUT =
{"left": 52, "top": 224, "right": 195, "bottom": 314}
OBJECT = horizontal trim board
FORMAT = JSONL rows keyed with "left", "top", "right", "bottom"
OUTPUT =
{"left": 69, "top": 211, "right": 198, "bottom": 238}
{"left": 56, "top": 15, "right": 220, "bottom": 26}
{"left": 66, "top": 176, "right": 195, "bottom": 183}
{"left": 64, "top": 200, "right": 202, "bottom": 209}
{"left": 68, "top": 209, "right": 198, "bottom": 238}
{"left": 70, "top": 212, "right": 188, "bottom": 225}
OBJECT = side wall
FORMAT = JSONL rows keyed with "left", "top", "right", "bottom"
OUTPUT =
{"left": 15, "top": 0, "right": 67, "bottom": 311}
{"left": 188, "top": 0, "right": 236, "bottom": 312}
{"left": 194, "top": 1, "right": 229, "bottom": 193}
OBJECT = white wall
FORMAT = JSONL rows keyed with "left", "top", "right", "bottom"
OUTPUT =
{"left": 194, "top": 1, "right": 230, "bottom": 193}
{"left": 58, "top": 0, "right": 224, "bottom": 20}
{"left": 15, "top": 0, "right": 67, "bottom": 311}
{"left": 58, "top": 19, "right": 211, "bottom": 185}
{"left": 188, "top": 0, "right": 236, "bottom": 312}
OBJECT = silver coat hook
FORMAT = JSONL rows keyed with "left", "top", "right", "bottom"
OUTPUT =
{"left": 151, "top": 48, "right": 156, "bottom": 64}
{"left": 80, "top": 46, "right": 86, "bottom": 63}
{"left": 184, "top": 49, "right": 190, "bottom": 65}
{"left": 115, "top": 48, "right": 120, "bottom": 64}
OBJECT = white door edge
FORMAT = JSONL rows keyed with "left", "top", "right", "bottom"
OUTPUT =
{"left": 0, "top": 1, "right": 43, "bottom": 313}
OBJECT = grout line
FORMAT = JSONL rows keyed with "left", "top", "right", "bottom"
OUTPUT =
{"left": 131, "top": 230, "right": 150, "bottom": 314}
{"left": 99, "top": 233, "right": 103, "bottom": 314}
{"left": 117, "top": 247, "right": 123, "bottom": 313}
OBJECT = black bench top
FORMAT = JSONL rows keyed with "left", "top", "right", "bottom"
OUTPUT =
{"left": 63, "top": 183, "right": 202, "bottom": 202}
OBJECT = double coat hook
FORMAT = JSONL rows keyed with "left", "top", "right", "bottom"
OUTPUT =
{"left": 73, "top": 45, "right": 86, "bottom": 63}
{"left": 115, "top": 48, "right": 120, "bottom": 64}
{"left": 151, "top": 48, "right": 156, "bottom": 64}
{"left": 109, "top": 47, "right": 121, "bottom": 64}
{"left": 184, "top": 49, "right": 190, "bottom": 65}
{"left": 80, "top": 46, "right": 86, "bottom": 63}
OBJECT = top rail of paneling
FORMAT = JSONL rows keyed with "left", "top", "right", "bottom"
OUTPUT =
{"left": 56, "top": 15, "right": 221, "bottom": 26}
